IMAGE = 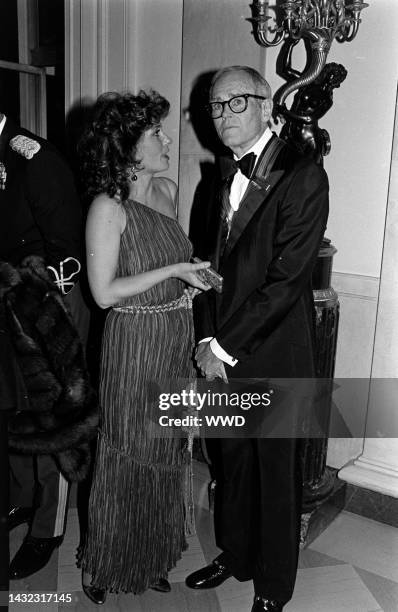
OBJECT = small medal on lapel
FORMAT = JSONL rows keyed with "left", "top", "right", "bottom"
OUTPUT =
{"left": 252, "top": 176, "right": 271, "bottom": 191}
{"left": 0, "top": 162, "right": 6, "bottom": 190}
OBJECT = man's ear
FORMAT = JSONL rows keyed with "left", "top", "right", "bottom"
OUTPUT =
{"left": 262, "top": 98, "right": 273, "bottom": 122}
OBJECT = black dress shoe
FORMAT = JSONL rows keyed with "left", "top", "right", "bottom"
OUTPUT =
{"left": 251, "top": 595, "right": 284, "bottom": 611}
{"left": 150, "top": 578, "right": 171, "bottom": 592}
{"left": 82, "top": 584, "right": 107, "bottom": 605}
{"left": 185, "top": 558, "right": 232, "bottom": 589}
{"left": 8, "top": 507, "right": 33, "bottom": 531}
{"left": 9, "top": 535, "right": 62, "bottom": 580}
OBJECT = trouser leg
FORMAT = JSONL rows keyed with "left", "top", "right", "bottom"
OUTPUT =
{"left": 31, "top": 455, "right": 69, "bottom": 538}
{"left": 0, "top": 412, "right": 9, "bottom": 594}
{"left": 253, "top": 438, "right": 302, "bottom": 603}
{"left": 10, "top": 454, "right": 69, "bottom": 538}
{"left": 214, "top": 438, "right": 255, "bottom": 581}
{"left": 214, "top": 436, "right": 302, "bottom": 602}
{"left": 9, "top": 454, "right": 35, "bottom": 508}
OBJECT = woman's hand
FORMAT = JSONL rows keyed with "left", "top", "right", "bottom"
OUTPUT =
{"left": 172, "top": 261, "right": 212, "bottom": 291}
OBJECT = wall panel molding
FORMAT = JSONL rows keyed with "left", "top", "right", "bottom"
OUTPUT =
{"left": 65, "top": 0, "right": 139, "bottom": 109}
{"left": 80, "top": 0, "right": 99, "bottom": 100}
{"left": 65, "top": 0, "right": 81, "bottom": 110}
{"left": 97, "top": 0, "right": 109, "bottom": 95}
{"left": 337, "top": 82, "right": 398, "bottom": 493}
{"left": 123, "top": 0, "right": 137, "bottom": 91}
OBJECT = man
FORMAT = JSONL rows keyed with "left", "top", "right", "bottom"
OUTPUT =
{"left": 186, "top": 67, "right": 329, "bottom": 611}
{"left": 0, "top": 111, "right": 88, "bottom": 580}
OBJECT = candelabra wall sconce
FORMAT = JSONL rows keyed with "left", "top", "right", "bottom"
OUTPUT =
{"left": 249, "top": 1, "right": 368, "bottom": 546}
{"left": 249, "top": 0, "right": 368, "bottom": 127}
{"left": 249, "top": 0, "right": 368, "bottom": 90}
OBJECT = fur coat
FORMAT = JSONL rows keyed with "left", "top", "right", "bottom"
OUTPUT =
{"left": 0, "top": 256, "right": 98, "bottom": 481}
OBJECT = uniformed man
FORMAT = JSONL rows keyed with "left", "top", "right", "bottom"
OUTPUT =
{"left": 0, "top": 111, "right": 88, "bottom": 580}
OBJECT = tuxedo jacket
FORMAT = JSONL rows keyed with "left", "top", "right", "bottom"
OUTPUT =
{"left": 0, "top": 119, "right": 82, "bottom": 272}
{"left": 194, "top": 135, "right": 329, "bottom": 379}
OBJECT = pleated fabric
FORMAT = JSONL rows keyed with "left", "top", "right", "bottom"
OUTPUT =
{"left": 81, "top": 200, "right": 195, "bottom": 593}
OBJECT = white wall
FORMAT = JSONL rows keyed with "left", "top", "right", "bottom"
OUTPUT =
{"left": 135, "top": 0, "right": 183, "bottom": 181}
{"left": 339, "top": 105, "right": 398, "bottom": 496}
{"left": 264, "top": 1, "right": 398, "bottom": 278}
{"left": 65, "top": 0, "right": 183, "bottom": 182}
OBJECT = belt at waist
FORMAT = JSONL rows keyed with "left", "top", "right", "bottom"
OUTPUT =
{"left": 112, "top": 291, "right": 193, "bottom": 314}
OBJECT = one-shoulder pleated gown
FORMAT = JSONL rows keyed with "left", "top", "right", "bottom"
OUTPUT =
{"left": 82, "top": 200, "right": 195, "bottom": 593}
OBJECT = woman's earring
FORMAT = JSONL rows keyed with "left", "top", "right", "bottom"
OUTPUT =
{"left": 129, "top": 165, "right": 138, "bottom": 181}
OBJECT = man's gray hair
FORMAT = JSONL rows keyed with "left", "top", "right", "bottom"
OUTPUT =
{"left": 210, "top": 66, "right": 272, "bottom": 99}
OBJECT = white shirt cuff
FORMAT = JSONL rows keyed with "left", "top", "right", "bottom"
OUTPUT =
{"left": 210, "top": 338, "right": 238, "bottom": 367}
{"left": 198, "top": 337, "right": 238, "bottom": 367}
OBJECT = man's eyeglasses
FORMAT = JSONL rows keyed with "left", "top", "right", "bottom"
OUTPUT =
{"left": 206, "top": 94, "right": 267, "bottom": 119}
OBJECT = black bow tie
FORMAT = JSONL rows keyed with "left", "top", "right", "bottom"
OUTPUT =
{"left": 220, "top": 152, "right": 256, "bottom": 180}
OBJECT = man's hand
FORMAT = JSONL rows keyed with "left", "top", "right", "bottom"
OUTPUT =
{"left": 195, "top": 342, "right": 228, "bottom": 382}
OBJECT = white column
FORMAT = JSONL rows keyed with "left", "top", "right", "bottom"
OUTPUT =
{"left": 339, "top": 94, "right": 398, "bottom": 497}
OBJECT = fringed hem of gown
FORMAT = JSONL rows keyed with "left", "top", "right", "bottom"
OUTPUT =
{"left": 80, "top": 432, "right": 192, "bottom": 594}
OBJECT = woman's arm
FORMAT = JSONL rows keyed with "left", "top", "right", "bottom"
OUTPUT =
{"left": 86, "top": 194, "right": 210, "bottom": 309}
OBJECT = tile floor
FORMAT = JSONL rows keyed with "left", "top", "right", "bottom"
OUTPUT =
{"left": 9, "top": 461, "right": 398, "bottom": 611}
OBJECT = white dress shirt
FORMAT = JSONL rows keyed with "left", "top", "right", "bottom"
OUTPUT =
{"left": 203, "top": 127, "right": 273, "bottom": 367}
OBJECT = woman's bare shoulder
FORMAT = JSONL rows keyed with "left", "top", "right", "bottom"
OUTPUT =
{"left": 87, "top": 193, "right": 126, "bottom": 228}
{"left": 155, "top": 176, "right": 177, "bottom": 201}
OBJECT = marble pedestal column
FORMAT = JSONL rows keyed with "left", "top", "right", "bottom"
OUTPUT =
{"left": 299, "top": 240, "right": 346, "bottom": 546}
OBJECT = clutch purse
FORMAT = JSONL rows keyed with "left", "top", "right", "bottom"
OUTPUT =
{"left": 192, "top": 257, "right": 223, "bottom": 293}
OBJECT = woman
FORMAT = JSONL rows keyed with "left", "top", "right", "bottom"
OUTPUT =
{"left": 78, "top": 90, "right": 210, "bottom": 603}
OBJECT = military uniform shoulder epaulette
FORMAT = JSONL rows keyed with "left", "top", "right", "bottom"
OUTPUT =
{"left": 10, "top": 135, "right": 41, "bottom": 159}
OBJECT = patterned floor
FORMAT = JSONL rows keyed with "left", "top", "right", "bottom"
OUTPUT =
{"left": 9, "top": 461, "right": 398, "bottom": 611}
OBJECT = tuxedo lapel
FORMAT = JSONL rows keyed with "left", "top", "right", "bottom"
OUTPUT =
{"left": 214, "top": 176, "right": 232, "bottom": 270}
{"left": 222, "top": 135, "right": 285, "bottom": 261}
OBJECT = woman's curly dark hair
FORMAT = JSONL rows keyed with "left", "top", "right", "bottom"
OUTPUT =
{"left": 78, "top": 90, "right": 170, "bottom": 202}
